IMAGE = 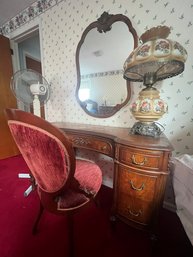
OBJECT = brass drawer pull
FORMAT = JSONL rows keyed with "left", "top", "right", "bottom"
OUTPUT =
{"left": 101, "top": 145, "right": 107, "bottom": 151}
{"left": 129, "top": 180, "right": 145, "bottom": 191}
{"left": 128, "top": 208, "right": 142, "bottom": 217}
{"left": 131, "top": 155, "right": 147, "bottom": 166}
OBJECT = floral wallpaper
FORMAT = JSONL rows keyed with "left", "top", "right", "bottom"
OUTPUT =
{"left": 0, "top": 0, "right": 63, "bottom": 35}
{"left": 1, "top": 0, "right": 193, "bottom": 209}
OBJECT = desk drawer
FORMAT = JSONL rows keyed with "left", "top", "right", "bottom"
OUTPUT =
{"left": 116, "top": 194, "right": 154, "bottom": 225}
{"left": 67, "top": 133, "right": 114, "bottom": 157}
{"left": 117, "top": 165, "right": 157, "bottom": 200}
{"left": 118, "top": 145, "right": 163, "bottom": 170}
{"left": 116, "top": 166, "right": 158, "bottom": 225}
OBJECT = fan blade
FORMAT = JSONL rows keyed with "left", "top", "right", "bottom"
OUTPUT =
{"left": 11, "top": 69, "right": 51, "bottom": 107}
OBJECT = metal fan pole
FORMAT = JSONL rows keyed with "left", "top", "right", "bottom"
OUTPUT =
{"left": 33, "top": 95, "right": 41, "bottom": 117}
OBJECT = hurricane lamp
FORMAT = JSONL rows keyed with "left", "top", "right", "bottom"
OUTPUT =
{"left": 123, "top": 26, "right": 187, "bottom": 137}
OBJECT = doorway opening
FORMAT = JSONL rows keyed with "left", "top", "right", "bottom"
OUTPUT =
{"left": 11, "top": 27, "right": 45, "bottom": 118}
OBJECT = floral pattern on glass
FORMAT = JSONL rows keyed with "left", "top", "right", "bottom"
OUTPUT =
{"left": 154, "top": 39, "right": 170, "bottom": 55}
{"left": 136, "top": 43, "right": 151, "bottom": 59}
{"left": 153, "top": 99, "right": 168, "bottom": 113}
{"left": 130, "top": 100, "right": 140, "bottom": 112}
{"left": 173, "top": 41, "right": 187, "bottom": 57}
{"left": 139, "top": 99, "right": 151, "bottom": 112}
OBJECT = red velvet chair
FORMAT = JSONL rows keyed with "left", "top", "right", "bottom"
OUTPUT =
{"left": 5, "top": 108, "right": 102, "bottom": 257}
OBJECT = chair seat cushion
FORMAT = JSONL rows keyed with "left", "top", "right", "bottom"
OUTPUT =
{"left": 57, "top": 159, "right": 102, "bottom": 210}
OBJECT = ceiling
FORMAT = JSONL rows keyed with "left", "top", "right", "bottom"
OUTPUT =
{"left": 0, "top": 0, "right": 36, "bottom": 27}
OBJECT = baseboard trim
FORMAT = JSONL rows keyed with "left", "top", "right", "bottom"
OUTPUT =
{"left": 102, "top": 179, "right": 113, "bottom": 188}
{"left": 163, "top": 200, "right": 176, "bottom": 212}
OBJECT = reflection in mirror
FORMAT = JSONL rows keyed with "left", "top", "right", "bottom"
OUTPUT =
{"left": 76, "top": 12, "right": 138, "bottom": 118}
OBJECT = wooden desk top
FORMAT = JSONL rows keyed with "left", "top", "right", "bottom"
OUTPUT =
{"left": 53, "top": 122, "right": 173, "bottom": 152}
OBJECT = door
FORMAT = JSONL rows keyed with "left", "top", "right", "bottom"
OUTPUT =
{"left": 0, "top": 35, "right": 20, "bottom": 159}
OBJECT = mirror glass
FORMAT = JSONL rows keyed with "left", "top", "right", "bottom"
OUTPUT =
{"left": 76, "top": 12, "right": 138, "bottom": 118}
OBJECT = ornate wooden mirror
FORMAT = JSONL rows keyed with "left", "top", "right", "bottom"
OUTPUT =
{"left": 75, "top": 12, "right": 138, "bottom": 118}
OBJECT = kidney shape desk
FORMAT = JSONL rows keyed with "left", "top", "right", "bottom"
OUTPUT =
{"left": 53, "top": 122, "right": 173, "bottom": 233}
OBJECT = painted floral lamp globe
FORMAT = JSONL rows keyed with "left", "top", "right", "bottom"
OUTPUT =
{"left": 123, "top": 26, "right": 187, "bottom": 137}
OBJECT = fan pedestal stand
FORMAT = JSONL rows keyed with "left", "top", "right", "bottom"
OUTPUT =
{"left": 33, "top": 95, "right": 41, "bottom": 116}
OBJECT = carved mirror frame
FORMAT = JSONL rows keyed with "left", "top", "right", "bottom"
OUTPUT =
{"left": 75, "top": 12, "right": 138, "bottom": 118}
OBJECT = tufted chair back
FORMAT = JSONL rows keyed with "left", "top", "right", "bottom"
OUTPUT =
{"left": 5, "top": 108, "right": 75, "bottom": 194}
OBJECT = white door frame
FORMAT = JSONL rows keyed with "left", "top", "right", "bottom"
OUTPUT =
{"left": 9, "top": 17, "right": 44, "bottom": 112}
{"left": 9, "top": 17, "right": 44, "bottom": 74}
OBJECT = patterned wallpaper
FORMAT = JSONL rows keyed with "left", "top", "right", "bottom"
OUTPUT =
{"left": 1, "top": 0, "right": 193, "bottom": 208}
{"left": 44, "top": 0, "right": 193, "bottom": 157}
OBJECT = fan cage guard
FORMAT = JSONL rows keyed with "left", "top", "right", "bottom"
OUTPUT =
{"left": 11, "top": 69, "right": 50, "bottom": 107}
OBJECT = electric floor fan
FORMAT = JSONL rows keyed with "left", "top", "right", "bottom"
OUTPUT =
{"left": 10, "top": 69, "right": 51, "bottom": 196}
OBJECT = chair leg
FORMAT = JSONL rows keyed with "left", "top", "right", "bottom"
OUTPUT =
{"left": 32, "top": 202, "right": 44, "bottom": 235}
{"left": 67, "top": 214, "right": 74, "bottom": 257}
{"left": 92, "top": 195, "right": 101, "bottom": 208}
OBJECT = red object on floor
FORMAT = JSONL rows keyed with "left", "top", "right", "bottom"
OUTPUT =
{"left": 0, "top": 155, "right": 192, "bottom": 257}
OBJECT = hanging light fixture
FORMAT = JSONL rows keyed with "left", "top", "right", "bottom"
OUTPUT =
{"left": 123, "top": 26, "right": 187, "bottom": 137}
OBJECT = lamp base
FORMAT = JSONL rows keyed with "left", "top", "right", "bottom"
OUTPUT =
{"left": 130, "top": 122, "right": 163, "bottom": 137}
